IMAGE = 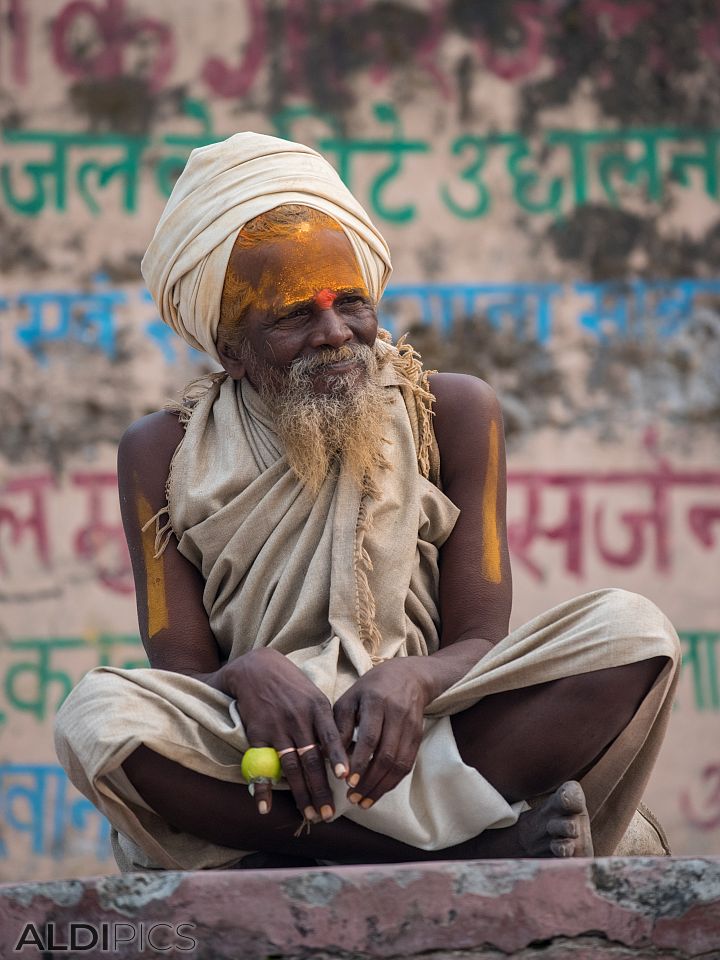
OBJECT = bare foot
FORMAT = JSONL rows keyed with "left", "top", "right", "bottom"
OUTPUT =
{"left": 462, "top": 780, "right": 594, "bottom": 859}
{"left": 517, "top": 781, "right": 593, "bottom": 858}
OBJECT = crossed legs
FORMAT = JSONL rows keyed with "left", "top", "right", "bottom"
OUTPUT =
{"left": 121, "top": 656, "right": 666, "bottom": 863}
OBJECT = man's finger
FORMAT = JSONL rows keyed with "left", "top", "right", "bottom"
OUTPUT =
{"left": 280, "top": 749, "right": 315, "bottom": 819}
{"left": 298, "top": 744, "right": 335, "bottom": 821}
{"left": 346, "top": 707, "right": 383, "bottom": 793}
{"left": 333, "top": 694, "right": 358, "bottom": 753}
{"left": 250, "top": 779, "right": 273, "bottom": 816}
{"left": 355, "top": 729, "right": 420, "bottom": 805}
{"left": 313, "top": 703, "right": 349, "bottom": 778}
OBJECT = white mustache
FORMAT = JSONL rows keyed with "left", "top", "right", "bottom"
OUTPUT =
{"left": 290, "top": 345, "right": 370, "bottom": 376}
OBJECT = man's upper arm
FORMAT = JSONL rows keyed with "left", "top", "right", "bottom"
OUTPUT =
{"left": 117, "top": 411, "right": 222, "bottom": 673}
{"left": 430, "top": 372, "right": 512, "bottom": 646}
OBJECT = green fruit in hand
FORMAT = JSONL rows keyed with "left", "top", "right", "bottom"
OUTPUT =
{"left": 241, "top": 747, "right": 282, "bottom": 783}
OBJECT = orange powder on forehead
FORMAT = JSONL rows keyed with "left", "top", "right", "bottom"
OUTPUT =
{"left": 224, "top": 219, "right": 368, "bottom": 320}
{"left": 262, "top": 221, "right": 367, "bottom": 312}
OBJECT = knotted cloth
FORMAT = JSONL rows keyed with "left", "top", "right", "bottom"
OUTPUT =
{"left": 141, "top": 132, "right": 393, "bottom": 363}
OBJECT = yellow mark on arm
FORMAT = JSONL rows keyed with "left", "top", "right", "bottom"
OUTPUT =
{"left": 481, "top": 420, "right": 503, "bottom": 584}
{"left": 137, "top": 493, "right": 169, "bottom": 638}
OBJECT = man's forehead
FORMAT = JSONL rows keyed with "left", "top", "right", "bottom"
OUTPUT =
{"left": 226, "top": 221, "right": 369, "bottom": 312}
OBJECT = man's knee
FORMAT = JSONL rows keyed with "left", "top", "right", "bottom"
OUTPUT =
{"left": 54, "top": 669, "right": 138, "bottom": 763}
{"left": 595, "top": 586, "right": 661, "bottom": 622}
{"left": 591, "top": 588, "right": 680, "bottom": 660}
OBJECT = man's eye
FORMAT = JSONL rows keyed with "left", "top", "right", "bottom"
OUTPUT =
{"left": 279, "top": 308, "right": 309, "bottom": 322}
{"left": 338, "top": 295, "right": 365, "bottom": 306}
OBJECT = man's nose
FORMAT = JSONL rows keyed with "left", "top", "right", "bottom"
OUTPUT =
{"left": 309, "top": 306, "right": 353, "bottom": 348}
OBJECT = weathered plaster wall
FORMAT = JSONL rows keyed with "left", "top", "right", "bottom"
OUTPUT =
{"left": 0, "top": 0, "right": 719, "bottom": 881}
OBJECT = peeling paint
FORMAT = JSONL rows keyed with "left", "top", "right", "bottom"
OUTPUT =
{"left": 413, "top": 318, "right": 568, "bottom": 446}
{"left": 265, "top": 0, "right": 440, "bottom": 117}
{"left": 0, "top": 347, "right": 137, "bottom": 470}
{"left": 585, "top": 309, "right": 720, "bottom": 435}
{"left": 95, "top": 253, "right": 144, "bottom": 284}
{"left": 546, "top": 205, "right": 711, "bottom": 283}
{"left": 0, "top": 213, "right": 49, "bottom": 273}
{"left": 519, "top": 0, "right": 720, "bottom": 130}
{"left": 69, "top": 76, "right": 157, "bottom": 134}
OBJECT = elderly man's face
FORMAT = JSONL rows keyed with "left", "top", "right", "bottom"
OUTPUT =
{"left": 219, "top": 222, "right": 389, "bottom": 494}
{"left": 221, "top": 223, "right": 378, "bottom": 395}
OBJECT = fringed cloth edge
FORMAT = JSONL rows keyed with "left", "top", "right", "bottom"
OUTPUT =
{"left": 140, "top": 371, "right": 229, "bottom": 559}
{"left": 143, "top": 332, "right": 438, "bottom": 661}
{"left": 358, "top": 331, "right": 439, "bottom": 660}
{"left": 377, "top": 329, "right": 439, "bottom": 487}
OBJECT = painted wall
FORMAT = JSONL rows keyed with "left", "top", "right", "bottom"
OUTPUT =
{"left": 1, "top": 0, "right": 719, "bottom": 881}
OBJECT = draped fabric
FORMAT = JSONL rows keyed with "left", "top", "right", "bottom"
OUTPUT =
{"left": 55, "top": 344, "right": 680, "bottom": 869}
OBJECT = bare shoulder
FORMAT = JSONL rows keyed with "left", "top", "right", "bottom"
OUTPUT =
{"left": 429, "top": 371, "right": 499, "bottom": 414}
{"left": 118, "top": 411, "right": 185, "bottom": 508}
{"left": 119, "top": 410, "right": 185, "bottom": 463}
{"left": 429, "top": 372, "right": 503, "bottom": 483}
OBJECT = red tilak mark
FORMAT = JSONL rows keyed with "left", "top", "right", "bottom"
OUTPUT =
{"left": 314, "top": 289, "right": 337, "bottom": 309}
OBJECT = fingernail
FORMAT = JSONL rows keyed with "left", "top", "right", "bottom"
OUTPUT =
{"left": 334, "top": 763, "right": 348, "bottom": 778}
{"left": 348, "top": 792, "right": 362, "bottom": 804}
{"left": 360, "top": 798, "right": 374, "bottom": 810}
{"left": 320, "top": 805, "right": 334, "bottom": 821}
{"left": 304, "top": 805, "right": 320, "bottom": 822}
{"left": 258, "top": 800, "right": 268, "bottom": 815}
{"left": 348, "top": 773, "right": 360, "bottom": 788}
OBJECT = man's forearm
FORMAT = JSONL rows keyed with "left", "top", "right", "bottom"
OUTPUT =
{"left": 167, "top": 664, "right": 231, "bottom": 695}
{"left": 414, "top": 636, "right": 496, "bottom": 702}
{"left": 172, "top": 638, "right": 496, "bottom": 706}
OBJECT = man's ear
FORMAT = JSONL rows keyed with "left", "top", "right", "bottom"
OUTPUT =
{"left": 216, "top": 343, "right": 246, "bottom": 380}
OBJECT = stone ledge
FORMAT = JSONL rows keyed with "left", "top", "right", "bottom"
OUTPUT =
{"left": 1, "top": 857, "right": 719, "bottom": 958}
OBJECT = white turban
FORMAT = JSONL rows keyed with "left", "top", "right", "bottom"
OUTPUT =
{"left": 142, "top": 132, "right": 393, "bottom": 363}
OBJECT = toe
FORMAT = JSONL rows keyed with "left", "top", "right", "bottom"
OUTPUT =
{"left": 557, "top": 781, "right": 586, "bottom": 815}
{"left": 547, "top": 816, "right": 579, "bottom": 839}
{"left": 550, "top": 838, "right": 575, "bottom": 857}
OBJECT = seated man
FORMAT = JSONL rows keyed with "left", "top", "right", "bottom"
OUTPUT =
{"left": 55, "top": 133, "right": 679, "bottom": 872}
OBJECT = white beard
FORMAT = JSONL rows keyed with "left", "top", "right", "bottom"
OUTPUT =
{"left": 243, "top": 342, "right": 392, "bottom": 496}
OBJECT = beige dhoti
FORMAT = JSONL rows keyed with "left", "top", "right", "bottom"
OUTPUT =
{"left": 54, "top": 347, "right": 679, "bottom": 870}
{"left": 55, "top": 586, "right": 678, "bottom": 871}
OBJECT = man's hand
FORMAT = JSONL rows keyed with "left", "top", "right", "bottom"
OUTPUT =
{"left": 333, "top": 659, "right": 433, "bottom": 808}
{"left": 222, "top": 649, "right": 348, "bottom": 822}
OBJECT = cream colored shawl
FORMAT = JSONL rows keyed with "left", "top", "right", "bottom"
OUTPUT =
{"left": 167, "top": 340, "right": 458, "bottom": 693}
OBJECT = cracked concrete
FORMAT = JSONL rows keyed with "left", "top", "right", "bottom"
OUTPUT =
{"left": 95, "top": 871, "right": 185, "bottom": 916}
{"left": 0, "top": 878, "right": 84, "bottom": 909}
{"left": 1, "top": 858, "right": 718, "bottom": 958}
{"left": 450, "top": 859, "right": 542, "bottom": 896}
{"left": 283, "top": 870, "right": 347, "bottom": 906}
{"left": 592, "top": 857, "right": 720, "bottom": 918}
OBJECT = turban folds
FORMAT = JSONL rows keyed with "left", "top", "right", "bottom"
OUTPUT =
{"left": 142, "top": 133, "right": 393, "bottom": 363}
